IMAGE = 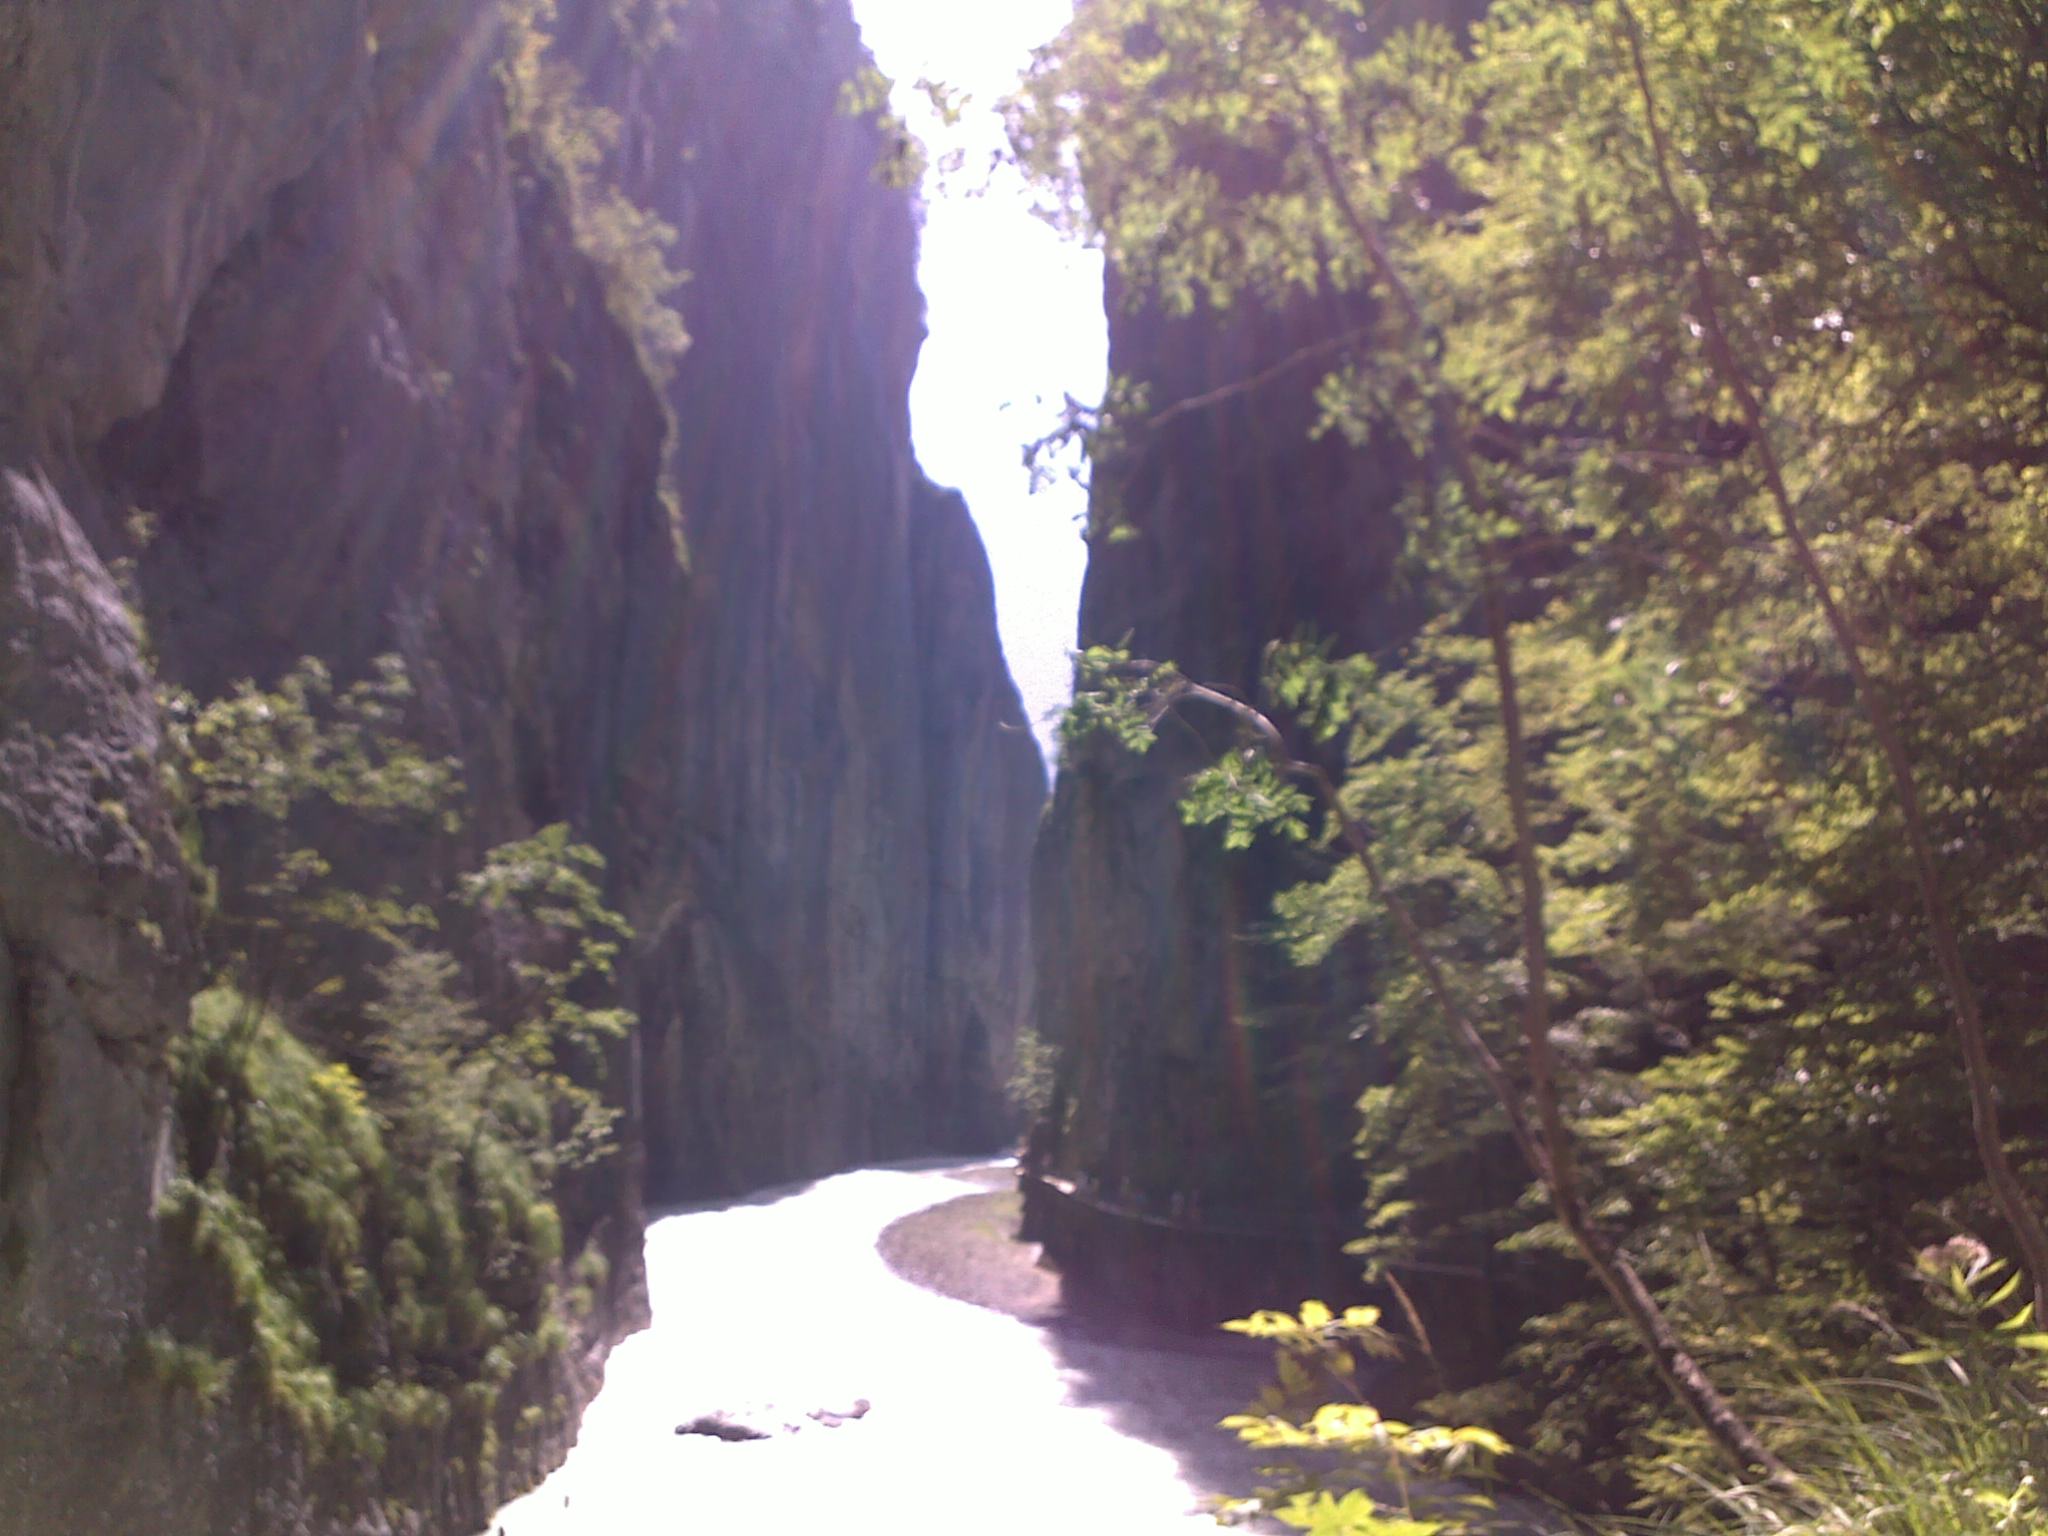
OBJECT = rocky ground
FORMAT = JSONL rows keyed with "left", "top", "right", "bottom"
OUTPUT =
{"left": 874, "top": 1169, "right": 1065, "bottom": 1324}
{"left": 877, "top": 1170, "right": 1288, "bottom": 1504}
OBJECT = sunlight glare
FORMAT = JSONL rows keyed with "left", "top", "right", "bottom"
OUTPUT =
{"left": 850, "top": 0, "right": 1107, "bottom": 763}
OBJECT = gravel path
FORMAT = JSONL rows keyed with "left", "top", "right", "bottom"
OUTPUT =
{"left": 487, "top": 1160, "right": 1276, "bottom": 1536}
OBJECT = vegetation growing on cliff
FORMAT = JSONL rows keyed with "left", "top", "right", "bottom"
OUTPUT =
{"left": 145, "top": 659, "right": 634, "bottom": 1518}
{"left": 1019, "top": 0, "right": 2048, "bottom": 1519}
{"left": 501, "top": 0, "right": 692, "bottom": 381}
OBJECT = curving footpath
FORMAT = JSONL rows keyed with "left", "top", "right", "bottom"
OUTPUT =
{"left": 488, "top": 1161, "right": 1272, "bottom": 1535}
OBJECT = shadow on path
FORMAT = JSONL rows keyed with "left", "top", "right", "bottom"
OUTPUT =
{"left": 878, "top": 1180, "right": 1568, "bottom": 1534}
{"left": 877, "top": 1185, "right": 1276, "bottom": 1512}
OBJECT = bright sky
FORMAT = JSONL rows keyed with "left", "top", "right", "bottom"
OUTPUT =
{"left": 849, "top": 0, "right": 1106, "bottom": 764}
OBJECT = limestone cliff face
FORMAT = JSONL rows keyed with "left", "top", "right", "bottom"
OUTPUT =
{"left": 575, "top": 0, "right": 1048, "bottom": 1196}
{"left": 1028, "top": 285, "right": 1410, "bottom": 1311}
{"left": 911, "top": 482, "right": 1047, "bottom": 1153}
{"left": 0, "top": 0, "right": 1041, "bottom": 1527}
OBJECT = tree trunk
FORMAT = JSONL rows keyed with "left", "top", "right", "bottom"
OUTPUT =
{"left": 1282, "top": 83, "right": 1797, "bottom": 1479}
{"left": 1167, "top": 676, "right": 1795, "bottom": 1484}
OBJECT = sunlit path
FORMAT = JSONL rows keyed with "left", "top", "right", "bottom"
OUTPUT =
{"left": 490, "top": 1163, "right": 1254, "bottom": 1535}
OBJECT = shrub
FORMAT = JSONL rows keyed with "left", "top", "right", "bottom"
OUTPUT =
{"left": 149, "top": 657, "right": 637, "bottom": 1516}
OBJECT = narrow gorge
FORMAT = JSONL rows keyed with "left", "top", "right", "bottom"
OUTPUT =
{"left": 8, "top": 1, "right": 2047, "bottom": 1532}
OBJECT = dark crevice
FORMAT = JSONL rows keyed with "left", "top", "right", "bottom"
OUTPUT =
{"left": 0, "top": 933, "right": 41, "bottom": 1285}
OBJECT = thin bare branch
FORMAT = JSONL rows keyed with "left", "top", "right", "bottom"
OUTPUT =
{"left": 1144, "top": 328, "right": 1376, "bottom": 433}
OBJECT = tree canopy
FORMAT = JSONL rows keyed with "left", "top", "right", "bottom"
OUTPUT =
{"left": 1019, "top": 0, "right": 2048, "bottom": 1520}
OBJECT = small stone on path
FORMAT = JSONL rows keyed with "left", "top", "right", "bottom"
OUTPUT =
{"left": 675, "top": 1399, "right": 871, "bottom": 1441}
{"left": 807, "top": 1397, "right": 872, "bottom": 1428}
{"left": 675, "top": 1411, "right": 775, "bottom": 1442}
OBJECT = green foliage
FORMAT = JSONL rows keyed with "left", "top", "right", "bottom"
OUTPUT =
{"left": 501, "top": 0, "right": 691, "bottom": 381}
{"left": 162, "top": 988, "right": 572, "bottom": 1475}
{"left": 150, "top": 657, "right": 636, "bottom": 1508}
{"left": 1061, "top": 643, "right": 1315, "bottom": 845}
{"left": 1182, "top": 752, "right": 1315, "bottom": 851}
{"left": 1628, "top": 1259, "right": 2048, "bottom": 1534}
{"left": 176, "top": 655, "right": 459, "bottom": 828}
{"left": 838, "top": 61, "right": 929, "bottom": 191}
{"left": 1218, "top": 1302, "right": 1511, "bottom": 1534}
{"left": 133, "top": 1330, "right": 235, "bottom": 1410}
{"left": 1266, "top": 1492, "right": 1457, "bottom": 1536}
{"left": 166, "top": 656, "right": 458, "bottom": 995}
{"left": 457, "top": 824, "right": 637, "bottom": 1170}
{"left": 1223, "top": 1273, "right": 2048, "bottom": 1534}
{"left": 1057, "top": 645, "right": 1177, "bottom": 757}
{"left": 1018, "top": 0, "right": 2048, "bottom": 1516}
{"left": 498, "top": 0, "right": 695, "bottom": 560}
{"left": 1005, "top": 1026, "right": 1062, "bottom": 1122}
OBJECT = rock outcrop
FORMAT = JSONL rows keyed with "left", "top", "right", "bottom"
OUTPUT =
{"left": 1026, "top": 285, "right": 1410, "bottom": 1321}
{"left": 0, "top": 471, "right": 202, "bottom": 1524}
{"left": 0, "top": 0, "right": 1042, "bottom": 1527}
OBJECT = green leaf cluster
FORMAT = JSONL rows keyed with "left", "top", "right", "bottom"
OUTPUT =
{"left": 1639, "top": 1260, "right": 2048, "bottom": 1534}
{"left": 1218, "top": 1302, "right": 1510, "bottom": 1533}
{"left": 501, "top": 0, "right": 692, "bottom": 381}
{"left": 146, "top": 657, "right": 635, "bottom": 1515}
{"left": 154, "top": 987, "right": 598, "bottom": 1504}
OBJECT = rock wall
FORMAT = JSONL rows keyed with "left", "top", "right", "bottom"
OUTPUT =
{"left": 579, "top": 1, "right": 1048, "bottom": 1196}
{"left": 1023, "top": 0, "right": 1528, "bottom": 1345}
{"left": 0, "top": 470, "right": 206, "bottom": 1527}
{"left": 1027, "top": 284, "right": 1412, "bottom": 1316}
{"left": 0, "top": 0, "right": 1042, "bottom": 1527}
